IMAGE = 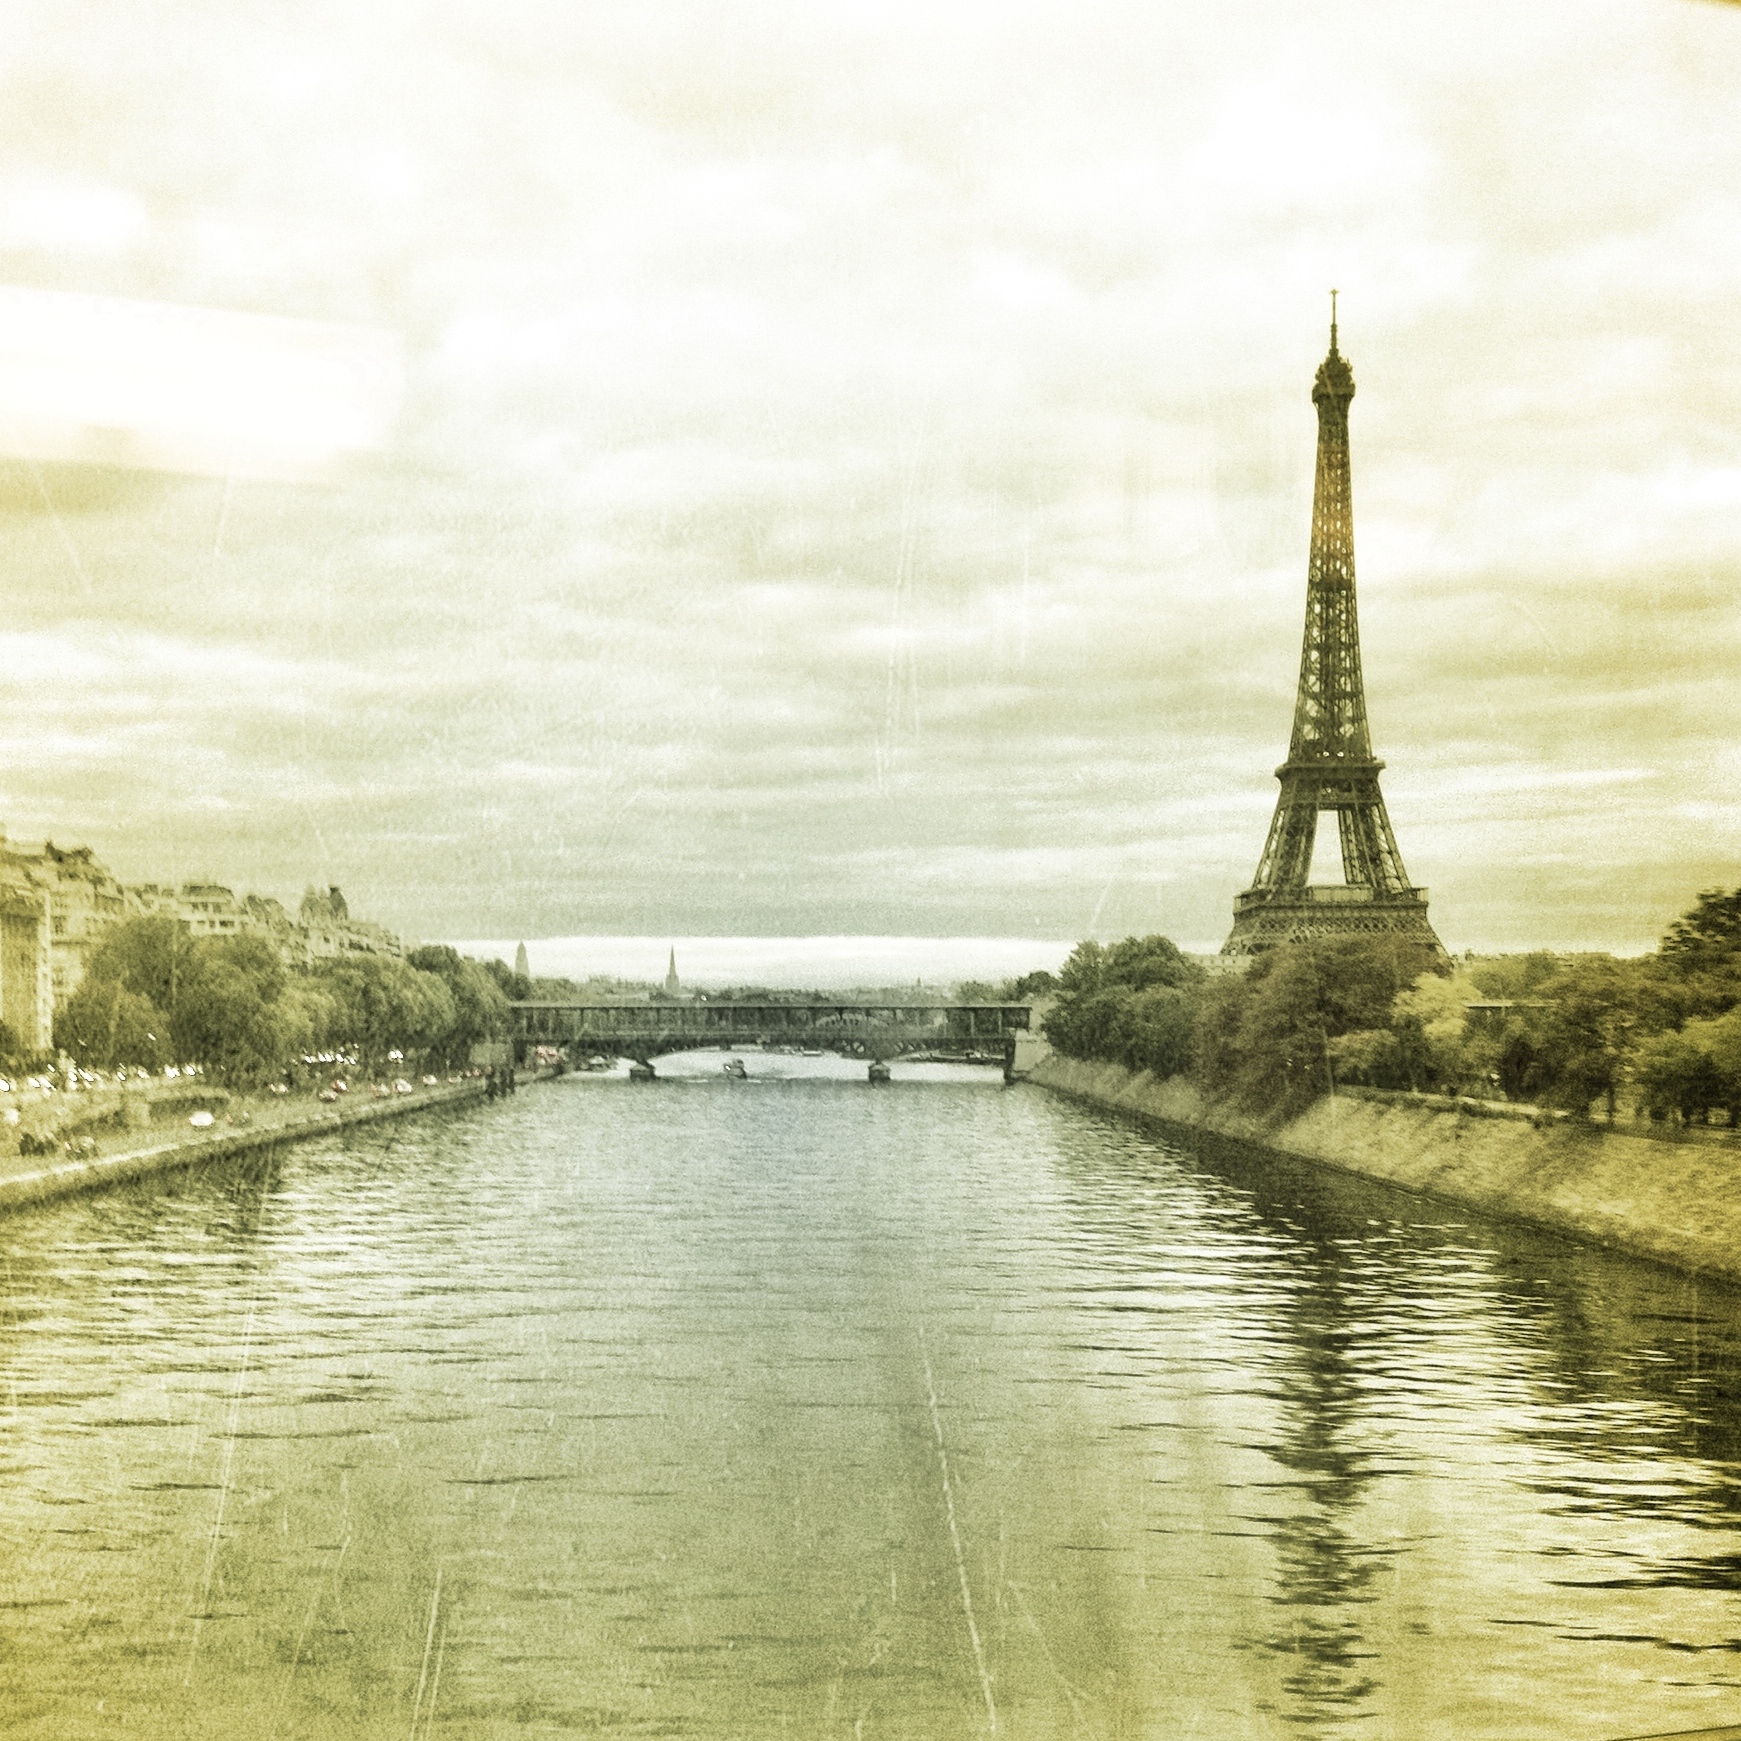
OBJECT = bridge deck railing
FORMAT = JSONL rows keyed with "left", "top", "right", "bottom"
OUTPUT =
{"left": 505, "top": 1002, "right": 1033, "bottom": 1044}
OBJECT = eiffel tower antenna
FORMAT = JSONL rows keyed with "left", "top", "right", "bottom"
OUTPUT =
{"left": 1222, "top": 311, "right": 1444, "bottom": 959}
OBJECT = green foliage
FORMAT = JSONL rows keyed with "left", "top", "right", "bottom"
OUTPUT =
{"left": 1056, "top": 936, "right": 1199, "bottom": 1000}
{"left": 1187, "top": 935, "right": 1445, "bottom": 1121}
{"left": 1391, "top": 970, "right": 1485, "bottom": 1091}
{"left": 1631, "top": 1009, "right": 1741, "bottom": 1125}
{"left": 1496, "top": 1027, "right": 1542, "bottom": 1102}
{"left": 957, "top": 973, "right": 1058, "bottom": 1002}
{"left": 408, "top": 945, "right": 510, "bottom": 1066}
{"left": 1527, "top": 957, "right": 1646, "bottom": 1116}
{"left": 56, "top": 979, "right": 168, "bottom": 1070}
{"left": 1186, "top": 974, "right": 1248, "bottom": 1103}
{"left": 313, "top": 956, "right": 457, "bottom": 1070}
{"left": 1115, "top": 984, "right": 1197, "bottom": 1080}
{"left": 480, "top": 957, "right": 533, "bottom": 1002}
{"left": 1043, "top": 936, "right": 1205, "bottom": 1073}
{"left": 1468, "top": 952, "right": 1560, "bottom": 1001}
{"left": 83, "top": 915, "right": 198, "bottom": 1020}
{"left": 1661, "top": 888, "right": 1741, "bottom": 973}
{"left": 1633, "top": 1029, "right": 1730, "bottom": 1124}
{"left": 169, "top": 936, "right": 293, "bottom": 1088}
{"left": 1051, "top": 885, "right": 1741, "bottom": 1126}
{"left": 1326, "top": 1027, "right": 1408, "bottom": 1086}
{"left": 1218, "top": 948, "right": 1338, "bottom": 1118}
{"left": 57, "top": 914, "right": 499, "bottom": 1083}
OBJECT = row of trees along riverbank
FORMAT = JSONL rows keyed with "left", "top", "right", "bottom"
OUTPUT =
{"left": 50, "top": 918, "right": 517, "bottom": 1086}
{"left": 1042, "top": 887, "right": 1741, "bottom": 1127}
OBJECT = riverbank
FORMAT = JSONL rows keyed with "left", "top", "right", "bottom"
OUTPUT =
{"left": 0, "top": 1075, "right": 514, "bottom": 1216}
{"left": 1031, "top": 1055, "right": 1741, "bottom": 1284}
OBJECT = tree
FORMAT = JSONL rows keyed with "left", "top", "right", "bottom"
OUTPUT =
{"left": 1188, "top": 973, "right": 1250, "bottom": 1103}
{"left": 1114, "top": 983, "right": 1196, "bottom": 1078}
{"left": 1222, "top": 947, "right": 1338, "bottom": 1118}
{"left": 1528, "top": 957, "right": 1637, "bottom": 1117}
{"left": 169, "top": 936, "right": 294, "bottom": 1087}
{"left": 1496, "top": 1025, "right": 1543, "bottom": 1102}
{"left": 0, "top": 1019, "right": 28, "bottom": 1071}
{"left": 1326, "top": 1027, "right": 1406, "bottom": 1087}
{"left": 1633, "top": 1029, "right": 1729, "bottom": 1125}
{"left": 314, "top": 956, "right": 458, "bottom": 1070}
{"left": 1186, "top": 935, "right": 1444, "bottom": 1120}
{"left": 1662, "top": 888, "right": 1741, "bottom": 973}
{"left": 82, "top": 916, "right": 198, "bottom": 1025}
{"left": 1391, "top": 969, "right": 1485, "bottom": 1092}
{"left": 1044, "top": 986, "right": 1130, "bottom": 1062}
{"left": 480, "top": 956, "right": 533, "bottom": 1003}
{"left": 1044, "top": 936, "right": 1204, "bottom": 1065}
{"left": 1469, "top": 951, "right": 1561, "bottom": 1002}
{"left": 407, "top": 946, "right": 510, "bottom": 1066}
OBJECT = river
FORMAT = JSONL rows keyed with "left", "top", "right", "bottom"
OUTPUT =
{"left": 3, "top": 1062, "right": 1741, "bottom": 1740}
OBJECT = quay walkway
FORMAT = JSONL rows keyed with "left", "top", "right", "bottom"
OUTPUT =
{"left": 0, "top": 1076, "right": 504, "bottom": 1217}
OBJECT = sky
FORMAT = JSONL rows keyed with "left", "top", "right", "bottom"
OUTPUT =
{"left": 2, "top": 0, "right": 1740, "bottom": 960}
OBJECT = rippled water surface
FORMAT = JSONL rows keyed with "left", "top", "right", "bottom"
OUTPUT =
{"left": 5, "top": 1067, "right": 1741, "bottom": 1739}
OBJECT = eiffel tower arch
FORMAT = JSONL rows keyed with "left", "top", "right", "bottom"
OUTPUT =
{"left": 1223, "top": 306, "right": 1445, "bottom": 960}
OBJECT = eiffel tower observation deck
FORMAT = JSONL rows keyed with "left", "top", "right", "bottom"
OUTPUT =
{"left": 1222, "top": 301, "right": 1445, "bottom": 959}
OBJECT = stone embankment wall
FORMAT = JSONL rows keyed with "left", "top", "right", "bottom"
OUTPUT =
{"left": 1031, "top": 1055, "right": 1741, "bottom": 1285}
{"left": 0, "top": 1078, "right": 500, "bottom": 1217}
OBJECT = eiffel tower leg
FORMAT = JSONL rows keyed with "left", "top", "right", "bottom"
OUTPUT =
{"left": 1336, "top": 781, "right": 1409, "bottom": 895}
{"left": 1256, "top": 780, "right": 1319, "bottom": 889}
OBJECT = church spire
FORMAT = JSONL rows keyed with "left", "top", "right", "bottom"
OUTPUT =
{"left": 665, "top": 948, "right": 680, "bottom": 997}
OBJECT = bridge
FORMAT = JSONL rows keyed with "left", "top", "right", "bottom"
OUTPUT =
{"left": 505, "top": 1000, "right": 1033, "bottom": 1074}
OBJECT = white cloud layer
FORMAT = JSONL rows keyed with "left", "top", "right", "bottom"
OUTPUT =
{"left": 1, "top": 0, "right": 1739, "bottom": 955}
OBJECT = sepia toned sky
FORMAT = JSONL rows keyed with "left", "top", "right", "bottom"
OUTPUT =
{"left": 2, "top": 0, "right": 1739, "bottom": 955}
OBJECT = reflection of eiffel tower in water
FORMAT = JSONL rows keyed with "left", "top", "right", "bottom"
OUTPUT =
{"left": 1223, "top": 300, "right": 1445, "bottom": 959}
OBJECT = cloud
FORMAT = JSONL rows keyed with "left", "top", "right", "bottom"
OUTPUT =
{"left": 0, "top": 0, "right": 1737, "bottom": 955}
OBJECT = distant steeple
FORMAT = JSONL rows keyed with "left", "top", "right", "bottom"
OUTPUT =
{"left": 665, "top": 948, "right": 680, "bottom": 996}
{"left": 514, "top": 941, "right": 529, "bottom": 979}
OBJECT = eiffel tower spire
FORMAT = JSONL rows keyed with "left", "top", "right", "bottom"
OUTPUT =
{"left": 1223, "top": 303, "right": 1444, "bottom": 958}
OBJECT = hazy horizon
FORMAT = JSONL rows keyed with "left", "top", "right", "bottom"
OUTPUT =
{"left": 452, "top": 935, "right": 1078, "bottom": 991}
{"left": 451, "top": 923, "right": 1664, "bottom": 990}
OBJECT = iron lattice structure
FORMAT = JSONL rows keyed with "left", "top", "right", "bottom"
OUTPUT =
{"left": 1222, "top": 313, "right": 1444, "bottom": 959}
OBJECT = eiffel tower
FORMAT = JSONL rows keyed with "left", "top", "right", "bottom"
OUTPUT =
{"left": 1222, "top": 300, "right": 1444, "bottom": 959}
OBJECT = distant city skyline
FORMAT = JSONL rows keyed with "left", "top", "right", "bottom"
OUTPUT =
{"left": 2, "top": 2, "right": 1739, "bottom": 955}
{"left": 460, "top": 936, "right": 1078, "bottom": 993}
